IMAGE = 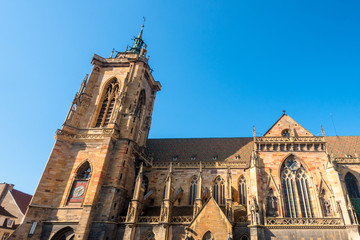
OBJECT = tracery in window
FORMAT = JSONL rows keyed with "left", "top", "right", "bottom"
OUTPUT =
{"left": 95, "top": 79, "right": 120, "bottom": 128}
{"left": 189, "top": 176, "right": 198, "bottom": 205}
{"left": 281, "top": 129, "right": 290, "bottom": 137}
{"left": 142, "top": 231, "right": 155, "bottom": 240}
{"left": 281, "top": 156, "right": 314, "bottom": 218}
{"left": 345, "top": 172, "right": 360, "bottom": 198}
{"left": 67, "top": 161, "right": 91, "bottom": 204}
{"left": 239, "top": 175, "right": 247, "bottom": 205}
{"left": 213, "top": 176, "right": 225, "bottom": 205}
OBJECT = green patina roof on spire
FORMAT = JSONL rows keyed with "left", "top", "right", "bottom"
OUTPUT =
{"left": 129, "top": 25, "right": 144, "bottom": 54}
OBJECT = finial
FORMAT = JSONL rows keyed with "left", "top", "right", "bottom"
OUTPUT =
{"left": 110, "top": 48, "right": 115, "bottom": 58}
{"left": 139, "top": 162, "right": 143, "bottom": 174}
{"left": 253, "top": 125, "right": 256, "bottom": 138}
{"left": 283, "top": 110, "right": 286, "bottom": 115}
{"left": 321, "top": 125, "right": 325, "bottom": 136}
{"left": 199, "top": 162, "right": 202, "bottom": 173}
{"left": 169, "top": 162, "right": 173, "bottom": 173}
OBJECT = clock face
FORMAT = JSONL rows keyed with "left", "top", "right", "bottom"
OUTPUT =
{"left": 73, "top": 186, "right": 85, "bottom": 198}
{"left": 286, "top": 159, "right": 300, "bottom": 171}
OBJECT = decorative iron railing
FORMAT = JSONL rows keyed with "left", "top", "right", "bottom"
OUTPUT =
{"left": 170, "top": 216, "right": 193, "bottom": 223}
{"left": 265, "top": 217, "right": 342, "bottom": 226}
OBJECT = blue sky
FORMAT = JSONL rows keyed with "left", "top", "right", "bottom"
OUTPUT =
{"left": 1, "top": 0, "right": 359, "bottom": 194}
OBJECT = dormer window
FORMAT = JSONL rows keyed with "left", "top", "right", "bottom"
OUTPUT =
{"left": 191, "top": 155, "right": 196, "bottom": 161}
{"left": 282, "top": 129, "right": 290, "bottom": 137}
{"left": 212, "top": 155, "right": 218, "bottom": 161}
{"left": 345, "top": 154, "right": 353, "bottom": 158}
{"left": 235, "top": 155, "right": 241, "bottom": 160}
{"left": 172, "top": 156, "right": 178, "bottom": 161}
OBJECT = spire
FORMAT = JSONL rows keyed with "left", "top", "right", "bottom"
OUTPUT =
{"left": 129, "top": 25, "right": 145, "bottom": 54}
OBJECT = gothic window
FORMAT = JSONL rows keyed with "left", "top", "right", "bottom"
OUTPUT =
{"left": 240, "top": 235, "right": 249, "bottom": 240}
{"left": 189, "top": 176, "right": 198, "bottom": 205}
{"left": 281, "top": 156, "right": 314, "bottom": 218}
{"left": 134, "top": 90, "right": 146, "bottom": 116}
{"left": 345, "top": 173, "right": 360, "bottom": 198}
{"left": 239, "top": 175, "right": 247, "bottom": 205}
{"left": 50, "top": 227, "right": 75, "bottom": 240}
{"left": 143, "top": 231, "right": 155, "bottom": 240}
{"left": 213, "top": 176, "right": 225, "bottom": 205}
{"left": 67, "top": 162, "right": 91, "bottom": 204}
{"left": 202, "top": 231, "right": 213, "bottom": 240}
{"left": 95, "top": 79, "right": 120, "bottom": 128}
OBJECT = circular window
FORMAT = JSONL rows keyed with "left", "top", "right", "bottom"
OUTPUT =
{"left": 281, "top": 129, "right": 290, "bottom": 137}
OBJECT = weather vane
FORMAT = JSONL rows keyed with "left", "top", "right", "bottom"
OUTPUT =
{"left": 143, "top": 16, "right": 146, "bottom": 26}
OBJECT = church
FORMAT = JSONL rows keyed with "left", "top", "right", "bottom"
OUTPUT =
{"left": 9, "top": 26, "right": 360, "bottom": 240}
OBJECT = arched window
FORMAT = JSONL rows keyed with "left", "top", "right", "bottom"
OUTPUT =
{"left": 134, "top": 90, "right": 146, "bottom": 116}
{"left": 213, "top": 176, "right": 225, "bottom": 205}
{"left": 51, "top": 227, "right": 74, "bottom": 240}
{"left": 95, "top": 79, "right": 120, "bottom": 128}
{"left": 202, "top": 231, "right": 213, "bottom": 240}
{"left": 142, "top": 231, "right": 155, "bottom": 240}
{"left": 345, "top": 173, "right": 360, "bottom": 198}
{"left": 281, "top": 156, "right": 314, "bottom": 218}
{"left": 240, "top": 235, "right": 249, "bottom": 240}
{"left": 239, "top": 175, "right": 246, "bottom": 205}
{"left": 67, "top": 162, "right": 91, "bottom": 204}
{"left": 189, "top": 176, "right": 198, "bottom": 205}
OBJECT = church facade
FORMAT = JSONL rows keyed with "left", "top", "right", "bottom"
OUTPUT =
{"left": 10, "top": 27, "right": 360, "bottom": 240}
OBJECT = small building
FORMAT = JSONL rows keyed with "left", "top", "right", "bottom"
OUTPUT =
{"left": 0, "top": 184, "right": 32, "bottom": 239}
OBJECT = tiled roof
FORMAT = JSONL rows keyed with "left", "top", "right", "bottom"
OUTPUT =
{"left": 326, "top": 136, "right": 360, "bottom": 158}
{"left": 0, "top": 206, "right": 16, "bottom": 218}
{"left": 146, "top": 138, "right": 253, "bottom": 163}
{"left": 10, "top": 189, "right": 32, "bottom": 215}
{"left": 147, "top": 136, "right": 360, "bottom": 165}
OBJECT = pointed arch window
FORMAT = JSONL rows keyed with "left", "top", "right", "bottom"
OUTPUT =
{"left": 189, "top": 176, "right": 198, "bottom": 205}
{"left": 345, "top": 173, "right": 360, "bottom": 198}
{"left": 281, "top": 157, "right": 314, "bottom": 218}
{"left": 213, "top": 176, "right": 225, "bottom": 205}
{"left": 95, "top": 79, "right": 120, "bottom": 128}
{"left": 134, "top": 90, "right": 146, "bottom": 117}
{"left": 202, "top": 231, "right": 213, "bottom": 240}
{"left": 142, "top": 231, "right": 155, "bottom": 240}
{"left": 67, "top": 162, "right": 91, "bottom": 204}
{"left": 239, "top": 175, "right": 247, "bottom": 205}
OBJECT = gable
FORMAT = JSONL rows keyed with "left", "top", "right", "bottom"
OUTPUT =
{"left": 264, "top": 114, "right": 313, "bottom": 137}
{"left": 188, "top": 197, "right": 232, "bottom": 239}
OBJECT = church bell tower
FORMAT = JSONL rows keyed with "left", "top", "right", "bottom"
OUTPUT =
{"left": 11, "top": 26, "right": 161, "bottom": 240}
